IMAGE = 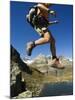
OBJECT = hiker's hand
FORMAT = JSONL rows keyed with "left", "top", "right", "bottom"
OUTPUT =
{"left": 49, "top": 10, "right": 56, "bottom": 17}
{"left": 49, "top": 20, "right": 59, "bottom": 25}
{"left": 54, "top": 20, "right": 59, "bottom": 23}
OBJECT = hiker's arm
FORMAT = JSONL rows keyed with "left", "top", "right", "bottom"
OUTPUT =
{"left": 37, "top": 4, "right": 49, "bottom": 12}
{"left": 49, "top": 20, "right": 59, "bottom": 25}
{"left": 37, "top": 4, "right": 56, "bottom": 16}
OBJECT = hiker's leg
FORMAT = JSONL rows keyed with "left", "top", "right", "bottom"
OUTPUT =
{"left": 35, "top": 31, "right": 50, "bottom": 45}
{"left": 26, "top": 28, "right": 57, "bottom": 58}
{"left": 50, "top": 33, "right": 57, "bottom": 59}
{"left": 35, "top": 30, "right": 57, "bottom": 59}
{"left": 26, "top": 30, "right": 50, "bottom": 56}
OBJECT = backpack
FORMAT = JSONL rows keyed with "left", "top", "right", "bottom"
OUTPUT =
{"left": 26, "top": 6, "right": 39, "bottom": 27}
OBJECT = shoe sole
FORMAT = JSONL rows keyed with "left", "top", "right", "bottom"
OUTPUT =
{"left": 26, "top": 44, "right": 31, "bottom": 56}
{"left": 51, "top": 64, "right": 65, "bottom": 69}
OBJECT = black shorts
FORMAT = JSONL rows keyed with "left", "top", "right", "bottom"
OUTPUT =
{"left": 27, "top": 15, "right": 49, "bottom": 37}
{"left": 34, "top": 16, "right": 49, "bottom": 28}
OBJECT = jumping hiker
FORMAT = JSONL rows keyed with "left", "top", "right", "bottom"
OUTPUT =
{"left": 26, "top": 3, "right": 64, "bottom": 69}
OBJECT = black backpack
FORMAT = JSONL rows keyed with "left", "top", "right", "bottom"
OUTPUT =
{"left": 26, "top": 6, "right": 39, "bottom": 27}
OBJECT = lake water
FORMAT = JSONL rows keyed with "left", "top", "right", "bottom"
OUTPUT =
{"left": 39, "top": 82, "right": 73, "bottom": 97}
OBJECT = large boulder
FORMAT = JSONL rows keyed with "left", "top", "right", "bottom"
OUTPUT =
{"left": 33, "top": 53, "right": 48, "bottom": 64}
{"left": 10, "top": 45, "right": 43, "bottom": 98}
{"left": 28, "top": 54, "right": 73, "bottom": 77}
{"left": 10, "top": 45, "right": 32, "bottom": 97}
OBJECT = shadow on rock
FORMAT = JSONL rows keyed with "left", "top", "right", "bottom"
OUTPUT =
{"left": 11, "top": 45, "right": 32, "bottom": 74}
{"left": 10, "top": 45, "right": 33, "bottom": 97}
{"left": 10, "top": 72, "right": 26, "bottom": 97}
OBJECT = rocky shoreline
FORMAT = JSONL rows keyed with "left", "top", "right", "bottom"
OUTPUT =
{"left": 10, "top": 45, "right": 73, "bottom": 98}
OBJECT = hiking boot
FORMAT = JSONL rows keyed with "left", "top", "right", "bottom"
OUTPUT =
{"left": 51, "top": 58, "right": 65, "bottom": 69}
{"left": 26, "top": 41, "right": 35, "bottom": 56}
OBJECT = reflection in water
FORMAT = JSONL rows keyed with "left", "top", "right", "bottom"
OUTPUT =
{"left": 39, "top": 82, "right": 73, "bottom": 97}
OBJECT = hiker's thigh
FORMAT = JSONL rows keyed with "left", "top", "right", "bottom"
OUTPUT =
{"left": 38, "top": 27, "right": 55, "bottom": 41}
{"left": 43, "top": 28, "right": 55, "bottom": 42}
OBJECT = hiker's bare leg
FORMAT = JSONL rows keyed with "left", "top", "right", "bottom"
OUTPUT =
{"left": 35, "top": 32, "right": 50, "bottom": 45}
{"left": 35, "top": 31, "right": 57, "bottom": 58}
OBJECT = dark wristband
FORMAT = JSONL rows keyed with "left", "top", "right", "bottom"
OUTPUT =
{"left": 48, "top": 9, "right": 50, "bottom": 13}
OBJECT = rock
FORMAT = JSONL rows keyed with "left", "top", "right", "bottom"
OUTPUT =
{"left": 10, "top": 45, "right": 32, "bottom": 97}
{"left": 10, "top": 45, "right": 73, "bottom": 98}
{"left": 10, "top": 45, "right": 43, "bottom": 98}
{"left": 17, "top": 90, "right": 32, "bottom": 98}
{"left": 12, "top": 90, "right": 32, "bottom": 98}
{"left": 11, "top": 45, "right": 20, "bottom": 63}
{"left": 33, "top": 53, "right": 48, "bottom": 64}
{"left": 29, "top": 54, "right": 72, "bottom": 77}
{"left": 29, "top": 54, "right": 49, "bottom": 74}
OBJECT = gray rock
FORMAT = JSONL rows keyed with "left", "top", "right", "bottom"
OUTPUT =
{"left": 29, "top": 54, "right": 72, "bottom": 76}
{"left": 10, "top": 45, "right": 31, "bottom": 97}
{"left": 10, "top": 45, "right": 73, "bottom": 98}
{"left": 33, "top": 53, "right": 48, "bottom": 64}
{"left": 17, "top": 90, "right": 32, "bottom": 98}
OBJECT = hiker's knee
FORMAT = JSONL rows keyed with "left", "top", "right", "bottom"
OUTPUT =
{"left": 45, "top": 37, "right": 50, "bottom": 42}
{"left": 44, "top": 33, "right": 50, "bottom": 42}
{"left": 43, "top": 31, "right": 51, "bottom": 42}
